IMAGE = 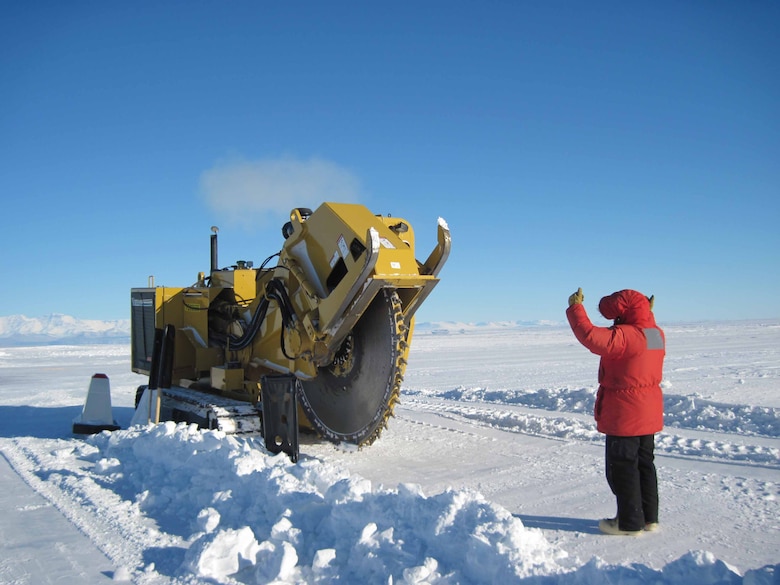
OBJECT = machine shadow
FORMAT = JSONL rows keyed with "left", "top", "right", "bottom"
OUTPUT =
{"left": 0, "top": 405, "right": 136, "bottom": 440}
{"left": 515, "top": 514, "right": 601, "bottom": 535}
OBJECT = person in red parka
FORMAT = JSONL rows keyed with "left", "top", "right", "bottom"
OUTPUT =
{"left": 566, "top": 288, "right": 665, "bottom": 536}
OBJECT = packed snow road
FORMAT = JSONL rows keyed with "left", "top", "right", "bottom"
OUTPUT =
{"left": 308, "top": 396, "right": 779, "bottom": 571}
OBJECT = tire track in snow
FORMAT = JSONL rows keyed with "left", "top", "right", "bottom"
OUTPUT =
{"left": 403, "top": 386, "right": 780, "bottom": 437}
{"left": 0, "top": 437, "right": 185, "bottom": 582}
{"left": 403, "top": 397, "right": 780, "bottom": 468}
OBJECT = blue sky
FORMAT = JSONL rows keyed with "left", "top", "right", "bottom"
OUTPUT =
{"left": 2, "top": 1, "right": 778, "bottom": 325}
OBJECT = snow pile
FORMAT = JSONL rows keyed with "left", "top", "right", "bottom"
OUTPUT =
{"left": 20, "top": 420, "right": 776, "bottom": 584}
{"left": 78, "top": 422, "right": 563, "bottom": 583}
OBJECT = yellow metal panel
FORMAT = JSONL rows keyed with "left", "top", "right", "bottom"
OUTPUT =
{"left": 231, "top": 269, "right": 257, "bottom": 305}
{"left": 211, "top": 365, "right": 245, "bottom": 392}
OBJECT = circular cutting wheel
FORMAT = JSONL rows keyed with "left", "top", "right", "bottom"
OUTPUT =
{"left": 299, "top": 289, "right": 406, "bottom": 445}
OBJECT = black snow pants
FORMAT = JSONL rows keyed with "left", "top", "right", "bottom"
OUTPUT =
{"left": 605, "top": 434, "right": 658, "bottom": 532}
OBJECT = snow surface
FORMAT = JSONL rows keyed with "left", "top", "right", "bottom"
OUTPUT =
{"left": 0, "top": 320, "right": 778, "bottom": 584}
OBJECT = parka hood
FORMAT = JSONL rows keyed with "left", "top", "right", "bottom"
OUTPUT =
{"left": 598, "top": 289, "right": 656, "bottom": 328}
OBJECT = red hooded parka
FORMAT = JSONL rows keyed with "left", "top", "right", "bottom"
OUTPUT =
{"left": 566, "top": 289, "right": 665, "bottom": 437}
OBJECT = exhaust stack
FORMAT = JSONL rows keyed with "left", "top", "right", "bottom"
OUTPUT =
{"left": 210, "top": 226, "right": 219, "bottom": 272}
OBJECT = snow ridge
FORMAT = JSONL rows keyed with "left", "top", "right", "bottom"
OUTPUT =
{"left": 403, "top": 386, "right": 780, "bottom": 438}
{"left": 402, "top": 398, "right": 780, "bottom": 467}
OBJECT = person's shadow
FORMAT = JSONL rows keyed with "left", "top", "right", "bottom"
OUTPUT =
{"left": 514, "top": 514, "right": 601, "bottom": 535}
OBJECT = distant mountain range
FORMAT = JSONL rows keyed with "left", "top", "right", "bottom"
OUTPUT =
{"left": 0, "top": 314, "right": 565, "bottom": 347}
{"left": 413, "top": 320, "right": 564, "bottom": 334}
{"left": 0, "top": 314, "right": 131, "bottom": 346}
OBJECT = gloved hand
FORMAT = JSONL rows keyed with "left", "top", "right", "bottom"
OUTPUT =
{"left": 647, "top": 295, "right": 655, "bottom": 311}
{"left": 568, "top": 287, "right": 584, "bottom": 307}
